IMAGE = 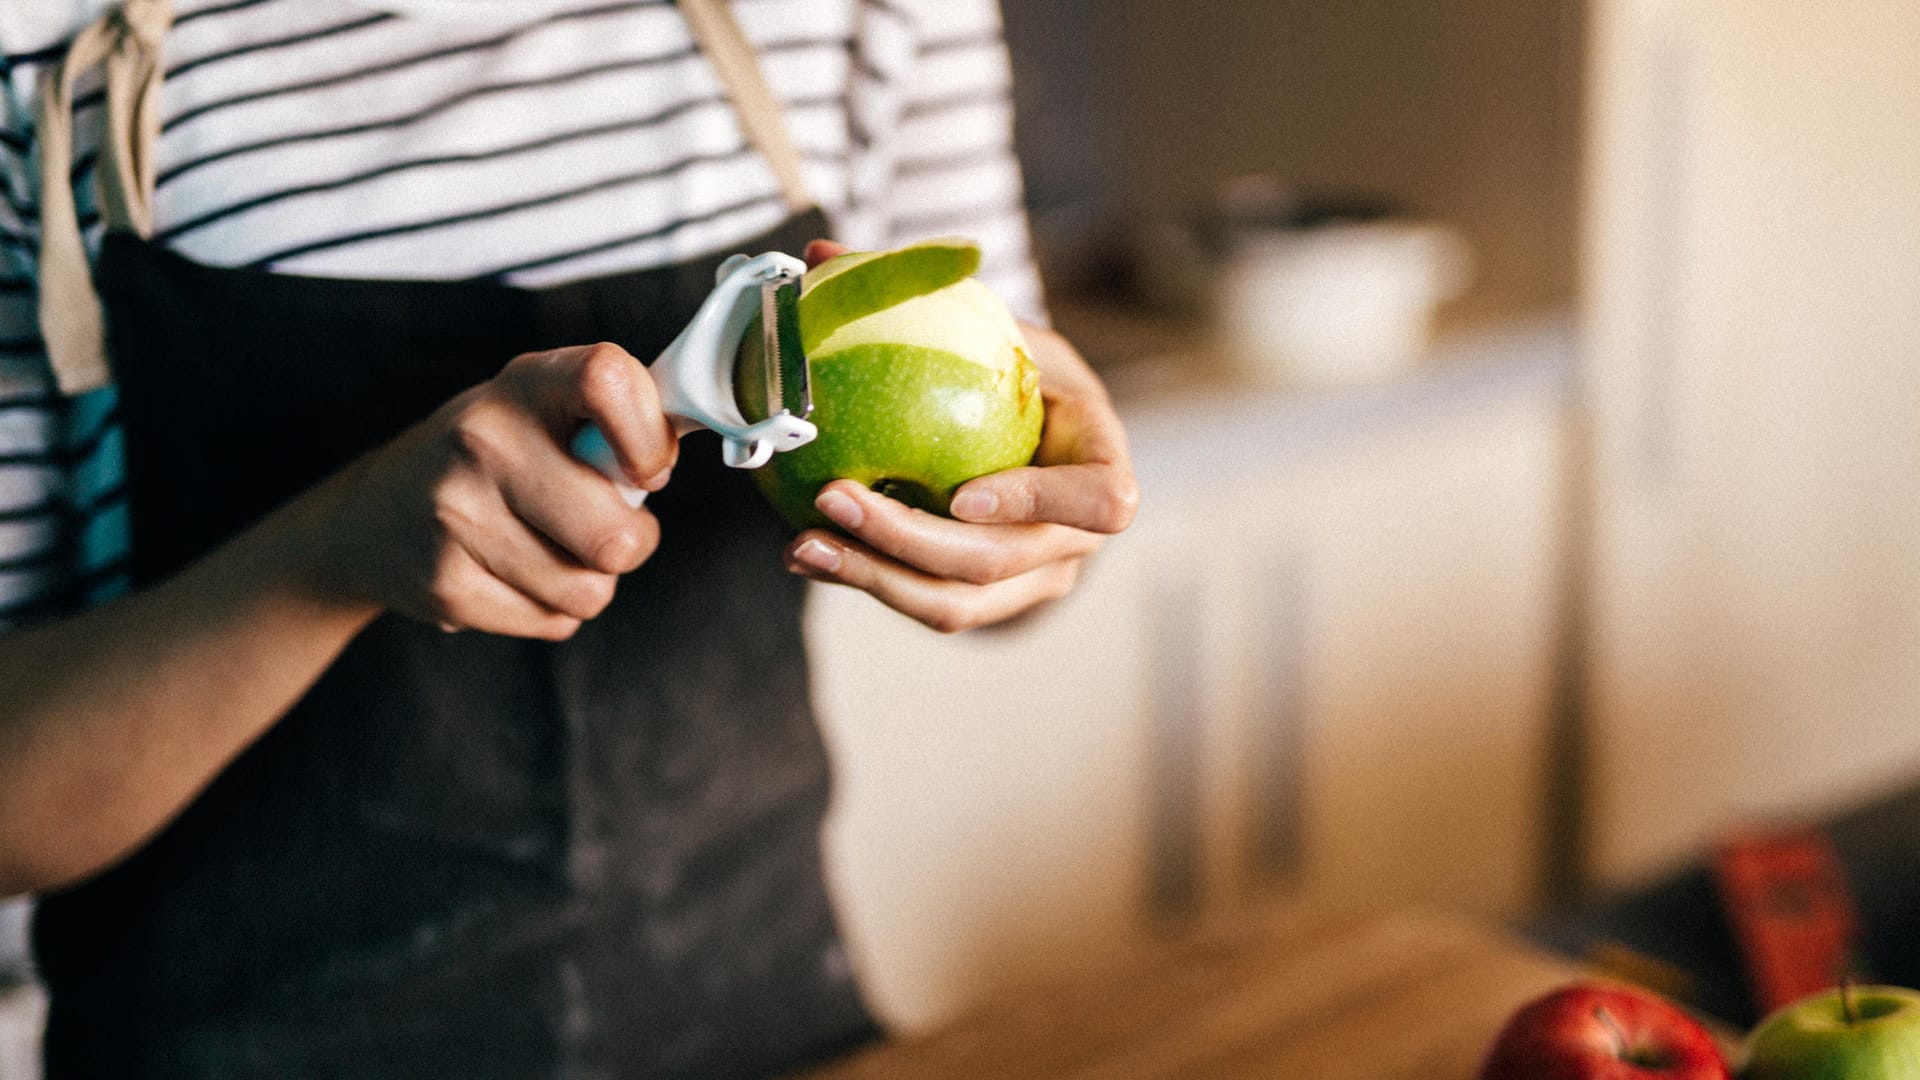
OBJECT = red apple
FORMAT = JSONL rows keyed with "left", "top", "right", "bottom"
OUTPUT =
{"left": 1477, "top": 983, "right": 1731, "bottom": 1080}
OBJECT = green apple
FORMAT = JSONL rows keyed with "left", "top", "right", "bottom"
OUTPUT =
{"left": 1745, "top": 985, "right": 1920, "bottom": 1080}
{"left": 737, "top": 245, "right": 1043, "bottom": 529}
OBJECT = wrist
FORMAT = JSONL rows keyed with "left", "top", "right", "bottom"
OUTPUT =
{"left": 252, "top": 460, "right": 387, "bottom": 627}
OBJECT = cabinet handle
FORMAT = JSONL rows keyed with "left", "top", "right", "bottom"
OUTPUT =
{"left": 1632, "top": 27, "right": 1699, "bottom": 487}
{"left": 1246, "top": 550, "right": 1310, "bottom": 889}
{"left": 1147, "top": 569, "right": 1205, "bottom": 921}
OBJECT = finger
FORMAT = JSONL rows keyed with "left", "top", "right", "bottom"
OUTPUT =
{"left": 1032, "top": 385, "right": 1133, "bottom": 472}
{"left": 423, "top": 542, "right": 584, "bottom": 642}
{"left": 785, "top": 533, "right": 1082, "bottom": 634}
{"left": 803, "top": 239, "right": 850, "bottom": 268}
{"left": 1019, "top": 323, "right": 1136, "bottom": 472}
{"left": 515, "top": 343, "right": 677, "bottom": 490}
{"left": 810, "top": 480, "right": 1101, "bottom": 586}
{"left": 497, "top": 441, "right": 662, "bottom": 576}
{"left": 940, "top": 331, "right": 1140, "bottom": 532}
{"left": 1021, "top": 322, "right": 1127, "bottom": 415}
{"left": 444, "top": 395, "right": 661, "bottom": 575}
{"left": 447, "top": 477, "right": 635, "bottom": 621}
{"left": 462, "top": 527, "right": 622, "bottom": 624}
{"left": 948, "top": 461, "right": 1139, "bottom": 534}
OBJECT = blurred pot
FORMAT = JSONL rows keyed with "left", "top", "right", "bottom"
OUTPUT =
{"left": 1138, "top": 177, "right": 1475, "bottom": 389}
{"left": 1215, "top": 216, "right": 1474, "bottom": 389}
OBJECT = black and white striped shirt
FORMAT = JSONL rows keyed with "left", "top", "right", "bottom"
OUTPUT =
{"left": 0, "top": 0, "right": 1043, "bottom": 628}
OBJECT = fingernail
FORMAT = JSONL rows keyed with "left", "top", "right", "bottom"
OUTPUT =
{"left": 792, "top": 538, "right": 842, "bottom": 574}
{"left": 815, "top": 488, "right": 864, "bottom": 530}
{"left": 951, "top": 489, "right": 997, "bottom": 520}
{"left": 640, "top": 466, "right": 673, "bottom": 491}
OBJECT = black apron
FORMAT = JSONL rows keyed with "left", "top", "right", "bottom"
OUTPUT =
{"left": 30, "top": 206, "right": 880, "bottom": 1078}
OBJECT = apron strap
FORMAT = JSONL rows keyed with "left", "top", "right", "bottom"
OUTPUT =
{"left": 678, "top": 0, "right": 816, "bottom": 215}
{"left": 35, "top": 0, "right": 174, "bottom": 396}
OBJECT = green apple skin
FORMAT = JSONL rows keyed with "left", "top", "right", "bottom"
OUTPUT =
{"left": 1745, "top": 987, "right": 1920, "bottom": 1080}
{"left": 797, "top": 237, "right": 979, "bottom": 354}
{"left": 738, "top": 275, "right": 1043, "bottom": 530}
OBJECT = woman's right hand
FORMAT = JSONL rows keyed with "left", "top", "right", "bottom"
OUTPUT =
{"left": 306, "top": 342, "right": 677, "bottom": 640}
{"left": 0, "top": 343, "right": 673, "bottom": 892}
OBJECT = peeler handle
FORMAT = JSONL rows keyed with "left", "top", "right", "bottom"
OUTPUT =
{"left": 570, "top": 423, "right": 652, "bottom": 509}
{"left": 569, "top": 251, "right": 817, "bottom": 505}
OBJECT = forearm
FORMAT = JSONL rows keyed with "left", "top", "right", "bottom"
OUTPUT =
{"left": 0, "top": 340, "right": 674, "bottom": 897}
{"left": 0, "top": 477, "right": 379, "bottom": 896}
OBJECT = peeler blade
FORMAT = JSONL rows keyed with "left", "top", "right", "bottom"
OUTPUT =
{"left": 761, "top": 271, "right": 812, "bottom": 422}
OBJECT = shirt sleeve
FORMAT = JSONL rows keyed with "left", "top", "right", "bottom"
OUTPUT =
{"left": 0, "top": 53, "right": 131, "bottom": 633}
{"left": 880, "top": 0, "right": 1047, "bottom": 324}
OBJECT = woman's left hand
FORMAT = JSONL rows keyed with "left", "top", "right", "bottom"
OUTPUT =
{"left": 781, "top": 243, "right": 1138, "bottom": 632}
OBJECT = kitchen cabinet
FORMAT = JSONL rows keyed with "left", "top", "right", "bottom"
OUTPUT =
{"left": 809, "top": 322, "right": 1570, "bottom": 1032}
{"left": 1580, "top": 0, "right": 1920, "bottom": 887}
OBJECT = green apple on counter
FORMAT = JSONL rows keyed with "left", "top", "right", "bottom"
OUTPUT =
{"left": 737, "top": 238, "right": 1045, "bottom": 529}
{"left": 1745, "top": 985, "right": 1920, "bottom": 1080}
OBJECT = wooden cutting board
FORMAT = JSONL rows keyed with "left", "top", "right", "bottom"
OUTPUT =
{"left": 792, "top": 906, "right": 1622, "bottom": 1080}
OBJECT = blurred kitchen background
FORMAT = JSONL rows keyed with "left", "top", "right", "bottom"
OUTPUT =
{"left": 5, "top": 0, "right": 1918, "bottom": 1065}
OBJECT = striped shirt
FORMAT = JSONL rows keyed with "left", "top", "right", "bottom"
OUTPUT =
{"left": 0, "top": 0, "right": 1043, "bottom": 629}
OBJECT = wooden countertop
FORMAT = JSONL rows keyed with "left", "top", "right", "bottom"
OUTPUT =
{"left": 792, "top": 906, "right": 1597, "bottom": 1080}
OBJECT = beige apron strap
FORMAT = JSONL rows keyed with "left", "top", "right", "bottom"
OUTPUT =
{"left": 678, "top": 0, "right": 816, "bottom": 215}
{"left": 35, "top": 0, "right": 174, "bottom": 395}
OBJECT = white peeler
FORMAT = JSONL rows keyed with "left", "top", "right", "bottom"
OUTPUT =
{"left": 570, "top": 251, "right": 817, "bottom": 507}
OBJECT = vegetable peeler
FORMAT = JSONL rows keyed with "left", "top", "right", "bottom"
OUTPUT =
{"left": 570, "top": 251, "right": 816, "bottom": 507}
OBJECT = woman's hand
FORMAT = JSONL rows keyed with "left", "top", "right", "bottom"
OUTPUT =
{"left": 781, "top": 241, "right": 1139, "bottom": 633}
{"left": 307, "top": 342, "right": 677, "bottom": 639}
{"left": 0, "top": 342, "right": 675, "bottom": 894}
